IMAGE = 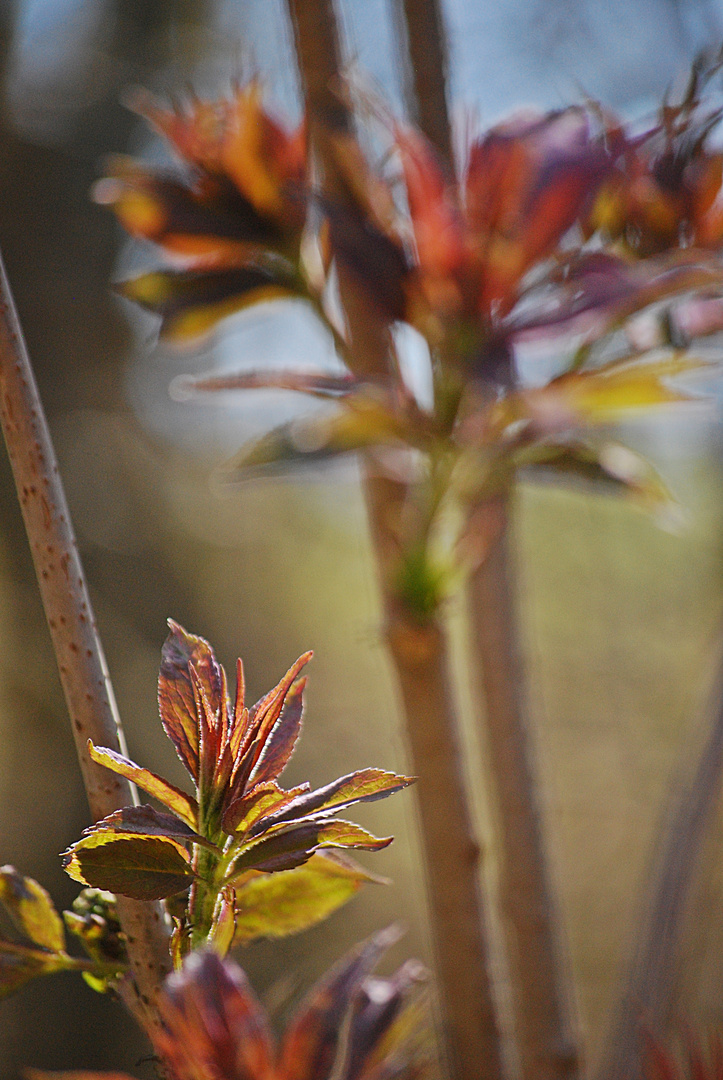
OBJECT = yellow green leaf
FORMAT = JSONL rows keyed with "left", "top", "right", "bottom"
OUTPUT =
{"left": 0, "top": 941, "right": 72, "bottom": 998}
{"left": 233, "top": 853, "right": 381, "bottom": 943}
{"left": 0, "top": 867, "right": 65, "bottom": 953}
{"left": 63, "top": 832, "right": 196, "bottom": 901}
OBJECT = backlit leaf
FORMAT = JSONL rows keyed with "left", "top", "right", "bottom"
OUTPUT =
{"left": 0, "top": 941, "right": 71, "bottom": 998}
{"left": 233, "top": 852, "right": 380, "bottom": 943}
{"left": 244, "top": 679, "right": 305, "bottom": 787}
{"left": 0, "top": 867, "right": 65, "bottom": 953}
{"left": 94, "top": 160, "right": 284, "bottom": 260}
{"left": 63, "top": 832, "right": 196, "bottom": 901}
{"left": 156, "top": 949, "right": 275, "bottom": 1080}
{"left": 254, "top": 769, "right": 416, "bottom": 834}
{"left": 222, "top": 781, "right": 305, "bottom": 836}
{"left": 158, "top": 620, "right": 222, "bottom": 782}
{"left": 89, "top": 805, "right": 215, "bottom": 849}
{"left": 228, "top": 819, "right": 392, "bottom": 879}
{"left": 88, "top": 742, "right": 198, "bottom": 829}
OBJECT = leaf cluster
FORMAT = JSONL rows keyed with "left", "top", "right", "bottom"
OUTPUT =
{"left": 62, "top": 621, "right": 413, "bottom": 956}
{"left": 28, "top": 929, "right": 432, "bottom": 1080}
{"left": 97, "top": 66, "right": 723, "bottom": 618}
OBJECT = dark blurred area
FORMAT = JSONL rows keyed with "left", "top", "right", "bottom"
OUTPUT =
{"left": 2, "top": 1, "right": 723, "bottom": 1077}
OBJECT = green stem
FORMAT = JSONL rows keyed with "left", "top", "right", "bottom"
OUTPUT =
{"left": 188, "top": 844, "right": 225, "bottom": 950}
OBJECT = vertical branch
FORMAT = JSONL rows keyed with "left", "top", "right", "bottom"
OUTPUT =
{"left": 286, "top": 3, "right": 505, "bottom": 1077}
{"left": 393, "top": 0, "right": 453, "bottom": 164}
{"left": 366, "top": 479, "right": 505, "bottom": 1080}
{"left": 0, "top": 252, "right": 170, "bottom": 1031}
{"left": 393, "top": 0, "right": 581, "bottom": 1073}
{"left": 596, "top": 653, "right": 723, "bottom": 1080}
{"left": 469, "top": 498, "right": 579, "bottom": 1080}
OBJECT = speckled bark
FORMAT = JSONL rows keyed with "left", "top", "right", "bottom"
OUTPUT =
{"left": 0, "top": 251, "right": 170, "bottom": 1032}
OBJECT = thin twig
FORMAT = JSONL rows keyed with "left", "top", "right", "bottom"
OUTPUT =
{"left": 0, "top": 250, "right": 170, "bottom": 1031}
{"left": 596, "top": 645, "right": 723, "bottom": 1080}
{"left": 469, "top": 496, "right": 580, "bottom": 1080}
{"left": 286, "top": 4, "right": 505, "bottom": 1077}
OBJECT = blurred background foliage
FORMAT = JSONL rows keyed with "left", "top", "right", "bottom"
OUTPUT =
{"left": 2, "top": 1, "right": 723, "bottom": 1077}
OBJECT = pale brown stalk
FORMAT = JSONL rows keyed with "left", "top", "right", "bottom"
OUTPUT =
{"left": 286, "top": 3, "right": 505, "bottom": 1077}
{"left": 393, "top": 3, "right": 581, "bottom": 1073}
{"left": 596, "top": 648, "right": 723, "bottom": 1080}
{"left": 469, "top": 497, "right": 579, "bottom": 1080}
{"left": 0, "top": 251, "right": 170, "bottom": 1031}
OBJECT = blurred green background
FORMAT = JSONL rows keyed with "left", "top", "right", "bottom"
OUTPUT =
{"left": 2, "top": 1, "right": 723, "bottom": 1077}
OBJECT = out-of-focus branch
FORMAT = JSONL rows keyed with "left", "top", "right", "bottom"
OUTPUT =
{"left": 392, "top": 0, "right": 581, "bottom": 1073}
{"left": 0, "top": 251, "right": 170, "bottom": 1032}
{"left": 596, "top": 647, "right": 723, "bottom": 1080}
{"left": 286, "top": 4, "right": 505, "bottom": 1077}
{"left": 469, "top": 497, "right": 580, "bottom": 1080}
{"left": 394, "top": 0, "right": 453, "bottom": 164}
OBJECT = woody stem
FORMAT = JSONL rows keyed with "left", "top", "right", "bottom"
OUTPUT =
{"left": 0, "top": 249, "right": 170, "bottom": 1032}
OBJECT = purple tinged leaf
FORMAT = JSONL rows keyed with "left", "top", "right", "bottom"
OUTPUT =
{"left": 155, "top": 949, "right": 275, "bottom": 1080}
{"left": 222, "top": 781, "right": 308, "bottom": 836}
{"left": 62, "top": 832, "right": 197, "bottom": 901}
{"left": 0, "top": 867, "right": 65, "bottom": 953}
{"left": 158, "top": 620, "right": 225, "bottom": 782}
{"left": 117, "top": 265, "right": 296, "bottom": 342}
{"left": 250, "top": 769, "right": 416, "bottom": 836}
{"left": 245, "top": 678, "right": 305, "bottom": 787}
{"left": 278, "top": 926, "right": 403, "bottom": 1080}
{"left": 88, "top": 742, "right": 198, "bottom": 829}
{"left": 88, "top": 805, "right": 216, "bottom": 850}
{"left": 344, "top": 960, "right": 428, "bottom": 1080}
{"left": 228, "top": 819, "right": 393, "bottom": 880}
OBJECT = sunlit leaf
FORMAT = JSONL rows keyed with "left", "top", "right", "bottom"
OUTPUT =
{"left": 491, "top": 353, "right": 707, "bottom": 437}
{"left": 245, "top": 678, "right": 305, "bottom": 787}
{"left": 89, "top": 805, "right": 215, "bottom": 850}
{"left": 254, "top": 769, "right": 416, "bottom": 834}
{"left": 158, "top": 620, "right": 223, "bottom": 782}
{"left": 0, "top": 867, "right": 65, "bottom": 953}
{"left": 88, "top": 742, "right": 198, "bottom": 829}
{"left": 222, "top": 781, "right": 306, "bottom": 836}
{"left": 233, "top": 853, "right": 381, "bottom": 943}
{"left": 228, "top": 819, "right": 393, "bottom": 879}
{"left": 94, "top": 159, "right": 285, "bottom": 262}
{"left": 207, "top": 887, "right": 237, "bottom": 956}
{"left": 63, "top": 832, "right": 197, "bottom": 901}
